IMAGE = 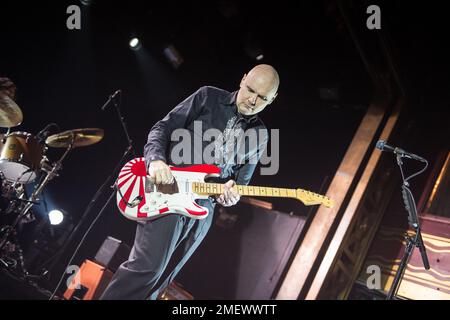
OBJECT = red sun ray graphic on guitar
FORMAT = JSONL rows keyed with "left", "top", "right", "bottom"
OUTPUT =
{"left": 116, "top": 157, "right": 334, "bottom": 221}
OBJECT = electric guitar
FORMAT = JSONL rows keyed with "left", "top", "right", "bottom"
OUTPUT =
{"left": 116, "top": 157, "right": 334, "bottom": 221}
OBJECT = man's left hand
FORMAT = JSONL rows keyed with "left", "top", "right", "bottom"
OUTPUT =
{"left": 216, "top": 180, "right": 240, "bottom": 207}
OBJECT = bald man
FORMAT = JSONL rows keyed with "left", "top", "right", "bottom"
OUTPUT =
{"left": 101, "top": 64, "right": 279, "bottom": 300}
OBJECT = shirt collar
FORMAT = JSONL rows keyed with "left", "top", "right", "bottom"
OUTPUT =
{"left": 221, "top": 90, "right": 259, "bottom": 124}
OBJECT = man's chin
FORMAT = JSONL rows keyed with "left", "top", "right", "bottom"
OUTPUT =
{"left": 237, "top": 105, "right": 254, "bottom": 115}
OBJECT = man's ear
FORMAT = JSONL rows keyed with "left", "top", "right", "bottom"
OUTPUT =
{"left": 239, "top": 74, "right": 247, "bottom": 87}
{"left": 269, "top": 92, "right": 278, "bottom": 104}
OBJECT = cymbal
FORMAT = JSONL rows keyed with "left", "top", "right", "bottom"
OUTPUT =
{"left": 0, "top": 93, "right": 23, "bottom": 128}
{"left": 45, "top": 128, "right": 104, "bottom": 148}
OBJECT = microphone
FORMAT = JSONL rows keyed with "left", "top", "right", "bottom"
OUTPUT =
{"left": 111, "top": 89, "right": 121, "bottom": 99}
{"left": 376, "top": 140, "right": 426, "bottom": 162}
{"left": 36, "top": 123, "right": 57, "bottom": 144}
{"left": 101, "top": 89, "right": 121, "bottom": 111}
{"left": 37, "top": 130, "right": 50, "bottom": 141}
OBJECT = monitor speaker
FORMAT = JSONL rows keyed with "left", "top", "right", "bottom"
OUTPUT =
{"left": 93, "top": 236, "right": 131, "bottom": 272}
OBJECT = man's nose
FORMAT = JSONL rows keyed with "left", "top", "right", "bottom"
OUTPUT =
{"left": 249, "top": 94, "right": 257, "bottom": 105}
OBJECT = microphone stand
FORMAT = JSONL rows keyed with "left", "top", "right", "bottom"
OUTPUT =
{"left": 47, "top": 91, "right": 136, "bottom": 299}
{"left": 386, "top": 154, "right": 430, "bottom": 300}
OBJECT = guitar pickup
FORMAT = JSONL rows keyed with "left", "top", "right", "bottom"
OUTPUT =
{"left": 145, "top": 177, "right": 155, "bottom": 193}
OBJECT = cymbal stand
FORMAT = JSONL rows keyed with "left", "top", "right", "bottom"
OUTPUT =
{"left": 0, "top": 135, "right": 75, "bottom": 256}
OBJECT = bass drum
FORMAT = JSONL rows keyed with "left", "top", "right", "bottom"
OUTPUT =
{"left": 0, "top": 132, "right": 43, "bottom": 184}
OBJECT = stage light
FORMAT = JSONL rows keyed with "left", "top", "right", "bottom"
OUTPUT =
{"left": 80, "top": 0, "right": 92, "bottom": 6}
{"left": 243, "top": 31, "right": 264, "bottom": 62}
{"left": 129, "top": 38, "right": 139, "bottom": 47}
{"left": 244, "top": 43, "right": 264, "bottom": 62}
{"left": 129, "top": 38, "right": 142, "bottom": 50}
{"left": 48, "top": 210, "right": 64, "bottom": 226}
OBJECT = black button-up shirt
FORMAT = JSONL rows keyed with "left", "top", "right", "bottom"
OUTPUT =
{"left": 144, "top": 86, "right": 268, "bottom": 185}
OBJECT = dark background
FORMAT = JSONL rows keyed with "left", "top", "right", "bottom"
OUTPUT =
{"left": 1, "top": 0, "right": 449, "bottom": 295}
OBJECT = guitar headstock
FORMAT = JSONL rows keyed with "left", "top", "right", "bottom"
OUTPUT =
{"left": 296, "top": 188, "right": 334, "bottom": 208}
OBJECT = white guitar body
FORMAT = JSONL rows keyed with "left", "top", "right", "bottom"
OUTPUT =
{"left": 117, "top": 158, "right": 334, "bottom": 222}
{"left": 117, "top": 157, "right": 220, "bottom": 221}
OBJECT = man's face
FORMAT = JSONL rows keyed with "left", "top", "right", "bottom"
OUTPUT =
{"left": 236, "top": 73, "right": 278, "bottom": 116}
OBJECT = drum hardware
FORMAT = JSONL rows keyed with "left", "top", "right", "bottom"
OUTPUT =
{"left": 10, "top": 197, "right": 39, "bottom": 206}
{"left": 0, "top": 157, "right": 66, "bottom": 276}
{"left": 36, "top": 123, "right": 59, "bottom": 144}
{"left": 0, "top": 90, "right": 106, "bottom": 280}
{"left": 0, "top": 127, "right": 104, "bottom": 280}
{"left": 1, "top": 75, "right": 108, "bottom": 295}
{"left": 40, "top": 156, "right": 54, "bottom": 174}
{"left": 0, "top": 86, "right": 30, "bottom": 276}
{"left": 0, "top": 225, "right": 28, "bottom": 275}
{"left": 0, "top": 135, "right": 74, "bottom": 251}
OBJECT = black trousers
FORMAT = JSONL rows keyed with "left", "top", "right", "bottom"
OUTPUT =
{"left": 100, "top": 199, "right": 214, "bottom": 300}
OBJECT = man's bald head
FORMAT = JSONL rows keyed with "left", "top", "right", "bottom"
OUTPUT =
{"left": 246, "top": 64, "right": 279, "bottom": 93}
{"left": 236, "top": 64, "right": 279, "bottom": 116}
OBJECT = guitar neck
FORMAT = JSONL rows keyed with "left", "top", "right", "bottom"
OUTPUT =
{"left": 192, "top": 182, "right": 298, "bottom": 199}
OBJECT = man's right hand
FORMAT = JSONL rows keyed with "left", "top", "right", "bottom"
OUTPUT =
{"left": 148, "top": 160, "right": 174, "bottom": 185}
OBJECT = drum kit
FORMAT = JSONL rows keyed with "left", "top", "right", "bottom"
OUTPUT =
{"left": 0, "top": 92, "right": 104, "bottom": 275}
